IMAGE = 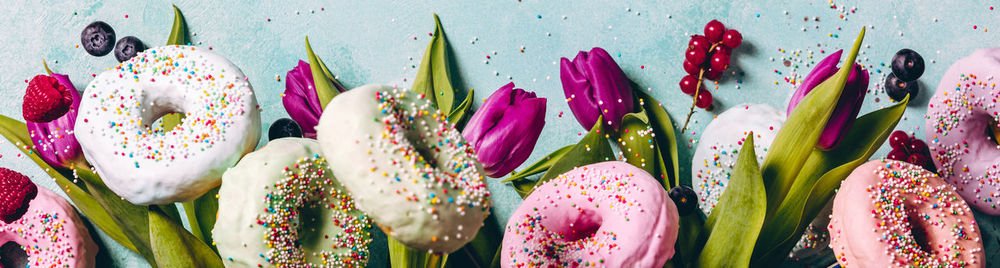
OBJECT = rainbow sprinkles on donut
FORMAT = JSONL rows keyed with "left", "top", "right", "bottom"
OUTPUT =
{"left": 2, "top": 2, "right": 1000, "bottom": 268}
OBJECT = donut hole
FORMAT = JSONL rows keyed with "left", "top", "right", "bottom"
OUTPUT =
{"left": 988, "top": 118, "right": 1000, "bottom": 146}
{"left": 555, "top": 209, "right": 603, "bottom": 242}
{"left": 0, "top": 241, "right": 27, "bottom": 268}
{"left": 906, "top": 211, "right": 932, "bottom": 253}
{"left": 296, "top": 205, "right": 324, "bottom": 248}
{"left": 139, "top": 87, "right": 187, "bottom": 132}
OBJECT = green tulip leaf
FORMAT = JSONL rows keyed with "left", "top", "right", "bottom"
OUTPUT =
{"left": 389, "top": 236, "right": 447, "bottom": 268}
{"left": 672, "top": 213, "right": 707, "bottom": 268}
{"left": 0, "top": 115, "right": 138, "bottom": 254}
{"left": 315, "top": 56, "right": 346, "bottom": 93}
{"left": 512, "top": 116, "right": 614, "bottom": 198}
{"left": 620, "top": 108, "right": 658, "bottom": 178}
{"left": 502, "top": 144, "right": 573, "bottom": 183}
{"left": 412, "top": 14, "right": 456, "bottom": 113}
{"left": 761, "top": 28, "right": 866, "bottom": 215}
{"left": 698, "top": 134, "right": 766, "bottom": 268}
{"left": 446, "top": 213, "right": 501, "bottom": 268}
{"left": 752, "top": 95, "right": 908, "bottom": 265}
{"left": 448, "top": 89, "right": 475, "bottom": 126}
{"left": 76, "top": 168, "right": 157, "bottom": 266}
{"left": 305, "top": 37, "right": 340, "bottom": 109}
{"left": 184, "top": 186, "right": 220, "bottom": 253}
{"left": 166, "top": 5, "right": 189, "bottom": 46}
{"left": 149, "top": 208, "right": 224, "bottom": 268}
{"left": 635, "top": 89, "right": 681, "bottom": 188}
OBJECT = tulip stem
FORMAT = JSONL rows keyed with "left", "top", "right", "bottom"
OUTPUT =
{"left": 680, "top": 42, "right": 724, "bottom": 132}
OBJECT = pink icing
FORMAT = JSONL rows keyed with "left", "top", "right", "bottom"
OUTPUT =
{"left": 828, "top": 160, "right": 983, "bottom": 267}
{"left": 0, "top": 186, "right": 97, "bottom": 268}
{"left": 924, "top": 47, "right": 1000, "bottom": 215}
{"left": 501, "top": 161, "right": 678, "bottom": 267}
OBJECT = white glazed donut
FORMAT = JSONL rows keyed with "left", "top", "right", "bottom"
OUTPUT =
{"left": 75, "top": 45, "right": 261, "bottom": 205}
{"left": 316, "top": 84, "right": 491, "bottom": 254}
{"left": 691, "top": 103, "right": 784, "bottom": 215}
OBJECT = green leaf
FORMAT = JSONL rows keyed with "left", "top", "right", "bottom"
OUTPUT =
{"left": 502, "top": 145, "right": 573, "bottom": 183}
{"left": 149, "top": 208, "right": 224, "bottom": 268}
{"left": 698, "top": 134, "right": 766, "bottom": 268}
{"left": 184, "top": 186, "right": 220, "bottom": 253}
{"left": 513, "top": 116, "right": 614, "bottom": 198}
{"left": 761, "top": 28, "right": 866, "bottom": 215}
{"left": 635, "top": 89, "right": 681, "bottom": 188}
{"left": 0, "top": 115, "right": 136, "bottom": 253}
{"left": 315, "top": 56, "right": 346, "bottom": 92}
{"left": 619, "top": 109, "right": 658, "bottom": 178}
{"left": 304, "top": 37, "right": 340, "bottom": 109}
{"left": 448, "top": 89, "right": 474, "bottom": 125}
{"left": 389, "top": 236, "right": 447, "bottom": 268}
{"left": 412, "top": 14, "right": 456, "bottom": 113}
{"left": 446, "top": 213, "right": 501, "bottom": 268}
{"left": 752, "top": 96, "right": 908, "bottom": 265}
{"left": 77, "top": 168, "right": 157, "bottom": 266}
{"left": 166, "top": 5, "right": 189, "bottom": 46}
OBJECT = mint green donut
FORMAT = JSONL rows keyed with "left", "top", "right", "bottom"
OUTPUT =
{"left": 213, "top": 138, "right": 373, "bottom": 267}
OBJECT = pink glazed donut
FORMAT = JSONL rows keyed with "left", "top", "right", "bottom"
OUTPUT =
{"left": 828, "top": 160, "right": 984, "bottom": 267}
{"left": 501, "top": 161, "right": 678, "bottom": 267}
{"left": 925, "top": 47, "right": 1000, "bottom": 215}
{"left": 0, "top": 171, "right": 97, "bottom": 267}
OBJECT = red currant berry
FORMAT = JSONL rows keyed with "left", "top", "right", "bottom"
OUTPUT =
{"left": 704, "top": 68, "right": 723, "bottom": 81}
{"left": 888, "top": 131, "right": 910, "bottom": 150}
{"left": 686, "top": 48, "right": 707, "bottom": 66}
{"left": 704, "top": 20, "right": 726, "bottom": 43}
{"left": 907, "top": 153, "right": 930, "bottom": 169}
{"left": 887, "top": 148, "right": 908, "bottom": 161}
{"left": 722, "top": 29, "right": 742, "bottom": 49}
{"left": 695, "top": 90, "right": 713, "bottom": 109}
{"left": 713, "top": 44, "right": 732, "bottom": 56}
{"left": 709, "top": 52, "right": 730, "bottom": 72}
{"left": 909, "top": 139, "right": 930, "bottom": 155}
{"left": 683, "top": 60, "right": 702, "bottom": 76}
{"left": 688, "top": 35, "right": 710, "bottom": 52}
{"left": 679, "top": 75, "right": 699, "bottom": 95}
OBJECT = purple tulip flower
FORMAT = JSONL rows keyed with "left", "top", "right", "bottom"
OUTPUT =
{"left": 787, "top": 50, "right": 869, "bottom": 151}
{"left": 560, "top": 47, "right": 634, "bottom": 131}
{"left": 26, "top": 73, "right": 86, "bottom": 169}
{"left": 283, "top": 60, "right": 345, "bottom": 138}
{"left": 462, "top": 82, "right": 547, "bottom": 178}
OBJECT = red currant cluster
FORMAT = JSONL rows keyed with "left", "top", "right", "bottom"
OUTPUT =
{"left": 886, "top": 130, "right": 936, "bottom": 173}
{"left": 679, "top": 20, "right": 742, "bottom": 130}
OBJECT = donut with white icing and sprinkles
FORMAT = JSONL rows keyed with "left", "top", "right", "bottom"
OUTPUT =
{"left": 0, "top": 168, "right": 97, "bottom": 268}
{"left": 501, "top": 161, "right": 679, "bottom": 267}
{"left": 315, "top": 84, "right": 490, "bottom": 254}
{"left": 75, "top": 45, "right": 261, "bottom": 205}
{"left": 213, "top": 138, "right": 373, "bottom": 267}
{"left": 924, "top": 47, "right": 1000, "bottom": 215}
{"left": 828, "top": 160, "right": 984, "bottom": 267}
{"left": 691, "top": 103, "right": 784, "bottom": 216}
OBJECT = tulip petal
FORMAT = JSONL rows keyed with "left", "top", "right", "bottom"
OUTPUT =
{"left": 27, "top": 73, "right": 84, "bottom": 169}
{"left": 475, "top": 98, "right": 546, "bottom": 177}
{"left": 561, "top": 55, "right": 600, "bottom": 130}
{"left": 816, "top": 64, "right": 868, "bottom": 150}
{"left": 283, "top": 60, "right": 324, "bottom": 138}
{"left": 462, "top": 83, "right": 514, "bottom": 148}
{"left": 560, "top": 48, "right": 633, "bottom": 130}
{"left": 787, "top": 50, "right": 842, "bottom": 114}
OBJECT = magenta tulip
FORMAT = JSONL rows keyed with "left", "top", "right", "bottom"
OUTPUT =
{"left": 282, "top": 60, "right": 345, "bottom": 138}
{"left": 787, "top": 50, "right": 869, "bottom": 151}
{"left": 560, "top": 47, "right": 634, "bottom": 130}
{"left": 462, "top": 82, "right": 546, "bottom": 178}
{"left": 26, "top": 73, "right": 86, "bottom": 169}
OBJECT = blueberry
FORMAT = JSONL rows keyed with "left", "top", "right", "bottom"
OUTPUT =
{"left": 114, "top": 36, "right": 147, "bottom": 62}
{"left": 884, "top": 73, "right": 919, "bottom": 102}
{"left": 668, "top": 186, "right": 699, "bottom": 216}
{"left": 81, "top": 21, "right": 115, "bottom": 56}
{"left": 890, "top": 49, "right": 925, "bottom": 81}
{"left": 268, "top": 118, "right": 302, "bottom": 141}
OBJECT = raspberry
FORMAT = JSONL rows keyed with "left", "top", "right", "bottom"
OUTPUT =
{"left": 0, "top": 168, "right": 37, "bottom": 224}
{"left": 22, "top": 75, "right": 73, "bottom": 123}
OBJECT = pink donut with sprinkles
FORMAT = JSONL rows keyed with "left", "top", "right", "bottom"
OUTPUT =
{"left": 828, "top": 160, "right": 984, "bottom": 267}
{"left": 501, "top": 161, "right": 678, "bottom": 267}
{"left": 924, "top": 47, "right": 1000, "bottom": 215}
{"left": 75, "top": 45, "right": 261, "bottom": 205}
{"left": 0, "top": 169, "right": 97, "bottom": 268}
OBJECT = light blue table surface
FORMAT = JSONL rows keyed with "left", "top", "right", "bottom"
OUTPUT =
{"left": 1, "top": 0, "right": 999, "bottom": 267}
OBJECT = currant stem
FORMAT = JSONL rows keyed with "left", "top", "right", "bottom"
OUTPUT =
{"left": 680, "top": 41, "right": 723, "bottom": 132}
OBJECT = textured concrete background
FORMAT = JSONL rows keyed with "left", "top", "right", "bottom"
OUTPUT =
{"left": 1, "top": 0, "right": 998, "bottom": 266}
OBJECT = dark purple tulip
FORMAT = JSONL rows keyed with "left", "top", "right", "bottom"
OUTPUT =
{"left": 26, "top": 73, "right": 86, "bottom": 169}
{"left": 462, "top": 82, "right": 546, "bottom": 178}
{"left": 560, "top": 47, "right": 634, "bottom": 130}
{"left": 282, "top": 60, "right": 344, "bottom": 138}
{"left": 787, "top": 50, "right": 869, "bottom": 151}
